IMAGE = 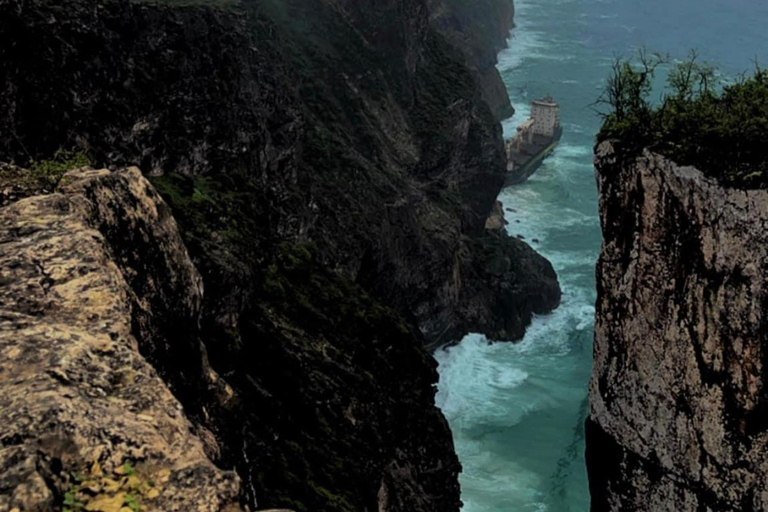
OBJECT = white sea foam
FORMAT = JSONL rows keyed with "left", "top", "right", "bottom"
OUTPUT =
{"left": 438, "top": 0, "right": 766, "bottom": 510}
{"left": 496, "top": 0, "right": 549, "bottom": 74}
{"left": 551, "top": 143, "right": 592, "bottom": 159}
{"left": 437, "top": 0, "right": 600, "bottom": 510}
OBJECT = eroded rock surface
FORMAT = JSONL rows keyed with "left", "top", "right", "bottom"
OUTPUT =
{"left": 0, "top": 168, "right": 242, "bottom": 512}
{"left": 0, "top": 0, "right": 560, "bottom": 509}
{"left": 0, "top": 0, "right": 557, "bottom": 349}
{"left": 588, "top": 141, "right": 768, "bottom": 512}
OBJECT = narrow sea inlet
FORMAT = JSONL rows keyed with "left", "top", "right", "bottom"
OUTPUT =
{"left": 435, "top": 0, "right": 768, "bottom": 510}
{"left": 435, "top": 4, "right": 600, "bottom": 507}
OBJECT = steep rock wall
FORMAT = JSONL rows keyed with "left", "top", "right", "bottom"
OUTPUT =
{"left": 0, "top": 0, "right": 560, "bottom": 510}
{"left": 1, "top": 165, "right": 463, "bottom": 512}
{"left": 588, "top": 141, "right": 768, "bottom": 512}
{"left": 427, "top": 0, "right": 516, "bottom": 120}
{"left": 0, "top": 0, "right": 558, "bottom": 347}
{"left": 0, "top": 167, "right": 242, "bottom": 512}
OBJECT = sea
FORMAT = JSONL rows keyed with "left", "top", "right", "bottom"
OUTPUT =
{"left": 434, "top": 1, "right": 768, "bottom": 511}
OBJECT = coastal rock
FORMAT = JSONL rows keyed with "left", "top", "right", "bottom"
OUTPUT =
{"left": 0, "top": 167, "right": 242, "bottom": 512}
{"left": 484, "top": 200, "right": 506, "bottom": 232}
{"left": 454, "top": 229, "right": 560, "bottom": 343}
{"left": 588, "top": 141, "right": 768, "bottom": 512}
{"left": 0, "top": 0, "right": 553, "bottom": 349}
{"left": 0, "top": 0, "right": 559, "bottom": 509}
{"left": 1, "top": 164, "right": 464, "bottom": 512}
{"left": 427, "top": 0, "right": 516, "bottom": 120}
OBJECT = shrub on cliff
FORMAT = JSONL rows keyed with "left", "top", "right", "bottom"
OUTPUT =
{"left": 597, "top": 51, "right": 768, "bottom": 188}
{"left": 0, "top": 149, "right": 90, "bottom": 205}
{"left": 30, "top": 149, "right": 90, "bottom": 188}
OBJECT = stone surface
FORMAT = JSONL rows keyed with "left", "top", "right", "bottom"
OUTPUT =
{"left": 0, "top": 167, "right": 242, "bottom": 512}
{"left": 0, "top": 0, "right": 555, "bottom": 349}
{"left": 588, "top": 141, "right": 768, "bottom": 512}
{"left": 485, "top": 200, "right": 506, "bottom": 232}
{"left": 427, "top": 0, "right": 516, "bottom": 121}
{"left": 0, "top": 1, "right": 560, "bottom": 510}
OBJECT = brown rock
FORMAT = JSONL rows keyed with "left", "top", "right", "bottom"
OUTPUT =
{"left": 588, "top": 141, "right": 768, "bottom": 512}
{"left": 484, "top": 200, "right": 506, "bottom": 232}
{"left": 0, "top": 168, "right": 242, "bottom": 512}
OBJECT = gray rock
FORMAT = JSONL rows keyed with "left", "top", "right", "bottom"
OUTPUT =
{"left": 588, "top": 141, "right": 768, "bottom": 512}
{"left": 485, "top": 200, "right": 506, "bottom": 232}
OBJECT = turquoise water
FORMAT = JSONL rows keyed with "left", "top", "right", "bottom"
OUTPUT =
{"left": 435, "top": 1, "right": 768, "bottom": 511}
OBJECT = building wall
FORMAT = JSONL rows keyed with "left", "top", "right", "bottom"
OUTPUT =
{"left": 531, "top": 103, "right": 559, "bottom": 136}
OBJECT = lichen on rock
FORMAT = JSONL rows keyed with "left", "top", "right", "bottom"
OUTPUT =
{"left": 0, "top": 167, "right": 242, "bottom": 512}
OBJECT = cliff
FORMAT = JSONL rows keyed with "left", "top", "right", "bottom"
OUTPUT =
{"left": 588, "top": 141, "right": 768, "bottom": 512}
{"left": 427, "top": 0, "right": 516, "bottom": 120}
{"left": 0, "top": 167, "right": 242, "bottom": 512}
{"left": 0, "top": 0, "right": 561, "bottom": 510}
{"left": 0, "top": 0, "right": 557, "bottom": 347}
{"left": 1, "top": 165, "right": 464, "bottom": 512}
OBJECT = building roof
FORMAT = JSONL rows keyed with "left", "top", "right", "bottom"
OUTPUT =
{"left": 532, "top": 95, "right": 558, "bottom": 108}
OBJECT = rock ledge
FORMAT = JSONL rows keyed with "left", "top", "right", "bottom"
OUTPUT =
{"left": 0, "top": 168, "right": 242, "bottom": 512}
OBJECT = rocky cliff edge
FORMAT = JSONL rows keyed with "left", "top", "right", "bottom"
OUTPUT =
{"left": 588, "top": 141, "right": 768, "bottom": 512}
{"left": 0, "top": 167, "right": 242, "bottom": 512}
{"left": 0, "top": 0, "right": 560, "bottom": 509}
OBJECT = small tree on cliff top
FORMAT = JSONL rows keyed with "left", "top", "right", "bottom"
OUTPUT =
{"left": 596, "top": 50, "right": 768, "bottom": 189}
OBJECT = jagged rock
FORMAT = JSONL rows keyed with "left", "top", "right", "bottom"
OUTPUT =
{"left": 0, "top": 167, "right": 242, "bottom": 512}
{"left": 485, "top": 200, "right": 506, "bottom": 232}
{"left": 453, "top": 230, "right": 560, "bottom": 344}
{"left": 588, "top": 141, "right": 768, "bottom": 512}
{"left": 0, "top": 0, "right": 559, "bottom": 510}
{"left": 427, "top": 0, "right": 516, "bottom": 120}
{"left": 0, "top": 0, "right": 551, "bottom": 351}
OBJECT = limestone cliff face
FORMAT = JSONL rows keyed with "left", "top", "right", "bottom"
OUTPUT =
{"left": 0, "top": 0, "right": 560, "bottom": 510}
{"left": 0, "top": 167, "right": 242, "bottom": 512}
{"left": 1, "top": 166, "right": 462, "bottom": 512}
{"left": 588, "top": 141, "right": 768, "bottom": 512}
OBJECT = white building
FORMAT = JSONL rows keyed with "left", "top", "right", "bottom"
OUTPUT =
{"left": 530, "top": 96, "right": 560, "bottom": 137}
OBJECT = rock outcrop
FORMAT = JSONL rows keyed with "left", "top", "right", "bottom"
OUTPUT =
{"left": 0, "top": 167, "right": 242, "bottom": 512}
{"left": 427, "top": 0, "right": 517, "bottom": 120}
{"left": 0, "top": 0, "right": 558, "bottom": 350}
{"left": 0, "top": 0, "right": 560, "bottom": 510}
{"left": 588, "top": 141, "right": 768, "bottom": 512}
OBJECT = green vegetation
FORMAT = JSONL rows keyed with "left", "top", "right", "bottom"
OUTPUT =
{"left": 62, "top": 460, "right": 163, "bottom": 512}
{"left": 0, "top": 148, "right": 89, "bottom": 198}
{"left": 150, "top": 171, "right": 262, "bottom": 272}
{"left": 597, "top": 50, "right": 768, "bottom": 188}
{"left": 30, "top": 149, "right": 90, "bottom": 189}
{"left": 258, "top": 242, "right": 409, "bottom": 336}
